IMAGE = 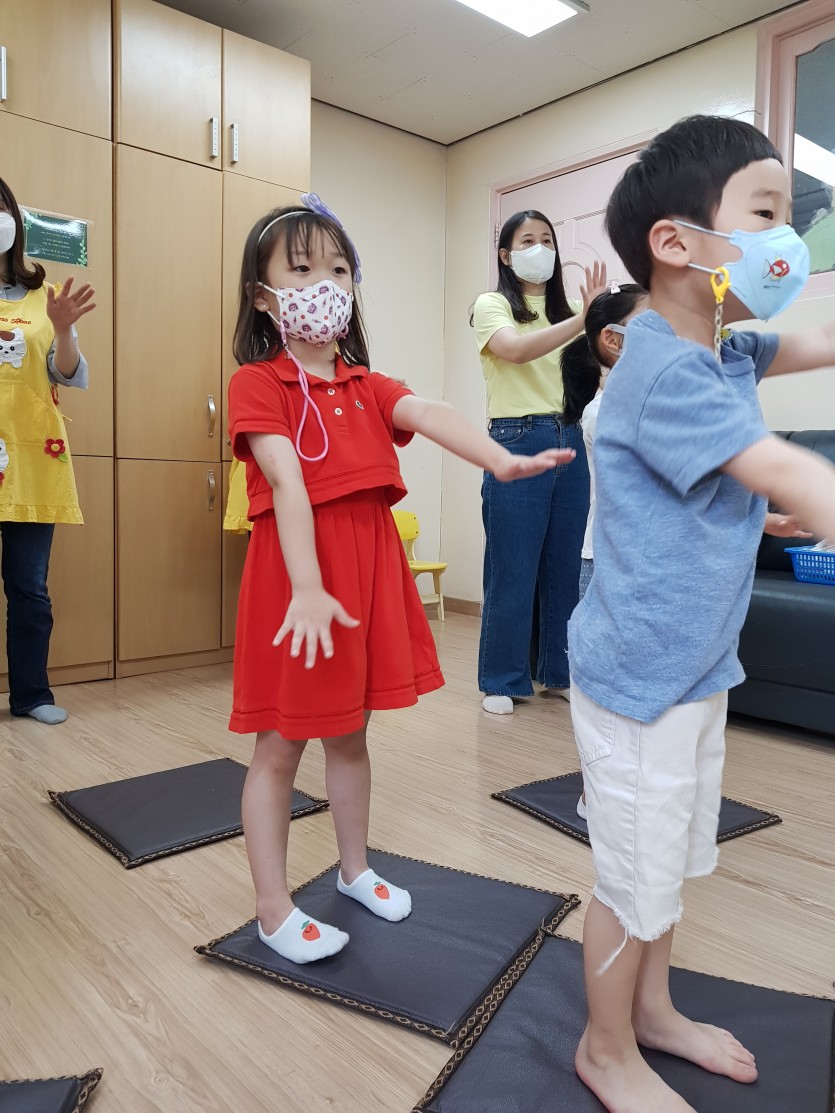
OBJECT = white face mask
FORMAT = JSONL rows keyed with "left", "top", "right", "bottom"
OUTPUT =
{"left": 509, "top": 243, "right": 556, "bottom": 284}
{"left": 0, "top": 212, "right": 16, "bottom": 255}
{"left": 260, "top": 278, "right": 353, "bottom": 346}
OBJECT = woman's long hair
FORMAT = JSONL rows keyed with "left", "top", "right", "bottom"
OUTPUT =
{"left": 0, "top": 177, "right": 45, "bottom": 291}
{"left": 560, "top": 284, "right": 645, "bottom": 425}
{"left": 496, "top": 209, "right": 573, "bottom": 325}
{"left": 233, "top": 206, "right": 370, "bottom": 367}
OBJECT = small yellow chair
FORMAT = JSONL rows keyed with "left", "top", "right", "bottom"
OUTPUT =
{"left": 392, "top": 509, "right": 448, "bottom": 620}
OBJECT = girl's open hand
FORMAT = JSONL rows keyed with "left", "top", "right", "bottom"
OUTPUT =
{"left": 273, "top": 588, "right": 360, "bottom": 669}
{"left": 579, "top": 261, "right": 608, "bottom": 315}
{"left": 46, "top": 277, "right": 96, "bottom": 332}
{"left": 493, "top": 448, "right": 575, "bottom": 482}
{"left": 763, "top": 512, "right": 813, "bottom": 539}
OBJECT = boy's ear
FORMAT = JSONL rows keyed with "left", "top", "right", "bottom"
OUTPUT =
{"left": 648, "top": 219, "right": 692, "bottom": 271}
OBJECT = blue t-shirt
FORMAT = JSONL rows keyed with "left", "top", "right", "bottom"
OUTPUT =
{"left": 568, "top": 310, "right": 778, "bottom": 723}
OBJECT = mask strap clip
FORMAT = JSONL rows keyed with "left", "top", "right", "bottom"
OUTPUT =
{"left": 710, "top": 267, "right": 731, "bottom": 360}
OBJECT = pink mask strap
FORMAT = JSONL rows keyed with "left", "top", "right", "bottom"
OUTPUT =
{"left": 278, "top": 320, "right": 329, "bottom": 463}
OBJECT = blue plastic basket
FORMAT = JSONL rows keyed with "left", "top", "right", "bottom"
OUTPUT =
{"left": 785, "top": 545, "right": 835, "bottom": 586}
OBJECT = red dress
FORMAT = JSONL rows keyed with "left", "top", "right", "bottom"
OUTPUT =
{"left": 227, "top": 352, "right": 444, "bottom": 739}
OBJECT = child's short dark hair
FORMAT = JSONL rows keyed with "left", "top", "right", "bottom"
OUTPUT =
{"left": 605, "top": 116, "right": 782, "bottom": 289}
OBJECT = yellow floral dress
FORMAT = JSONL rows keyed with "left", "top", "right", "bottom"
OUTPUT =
{"left": 0, "top": 285, "right": 82, "bottom": 524}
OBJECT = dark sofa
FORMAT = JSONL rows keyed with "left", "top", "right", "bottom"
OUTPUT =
{"left": 728, "top": 430, "right": 835, "bottom": 736}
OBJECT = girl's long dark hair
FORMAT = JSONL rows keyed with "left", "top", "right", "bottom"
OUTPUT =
{"left": 233, "top": 206, "right": 370, "bottom": 367}
{"left": 496, "top": 209, "right": 573, "bottom": 325}
{"left": 0, "top": 177, "right": 45, "bottom": 291}
{"left": 560, "top": 284, "right": 645, "bottom": 426}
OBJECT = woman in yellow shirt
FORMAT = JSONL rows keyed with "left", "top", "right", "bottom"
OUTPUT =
{"left": 0, "top": 177, "right": 95, "bottom": 725}
{"left": 472, "top": 209, "right": 605, "bottom": 715}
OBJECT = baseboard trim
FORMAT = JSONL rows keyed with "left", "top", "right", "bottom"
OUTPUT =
{"left": 116, "top": 647, "right": 234, "bottom": 678}
{"left": 445, "top": 596, "right": 482, "bottom": 617}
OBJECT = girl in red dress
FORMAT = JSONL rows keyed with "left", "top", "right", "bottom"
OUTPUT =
{"left": 228, "top": 195, "right": 575, "bottom": 964}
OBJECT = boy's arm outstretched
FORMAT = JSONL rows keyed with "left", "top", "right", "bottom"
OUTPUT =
{"left": 723, "top": 435, "right": 835, "bottom": 540}
{"left": 764, "top": 320, "right": 835, "bottom": 377}
{"left": 247, "top": 432, "right": 360, "bottom": 668}
{"left": 391, "top": 396, "right": 575, "bottom": 479}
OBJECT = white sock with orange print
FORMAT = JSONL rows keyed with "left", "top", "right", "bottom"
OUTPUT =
{"left": 258, "top": 908, "right": 349, "bottom": 964}
{"left": 337, "top": 869, "right": 412, "bottom": 922}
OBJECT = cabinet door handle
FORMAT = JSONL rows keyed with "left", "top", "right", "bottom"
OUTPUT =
{"left": 207, "top": 394, "right": 217, "bottom": 437}
{"left": 207, "top": 469, "right": 217, "bottom": 511}
{"left": 231, "top": 122, "right": 239, "bottom": 164}
{"left": 210, "top": 116, "right": 219, "bottom": 158}
{"left": 1, "top": 47, "right": 7, "bottom": 103}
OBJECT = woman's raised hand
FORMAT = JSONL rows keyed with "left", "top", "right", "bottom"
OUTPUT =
{"left": 579, "top": 261, "right": 609, "bottom": 316}
{"left": 492, "top": 447, "right": 576, "bottom": 483}
{"left": 46, "top": 277, "right": 97, "bottom": 332}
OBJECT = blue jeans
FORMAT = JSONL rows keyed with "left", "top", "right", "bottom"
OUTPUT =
{"left": 1, "top": 522, "right": 56, "bottom": 715}
{"left": 479, "top": 417, "right": 589, "bottom": 696}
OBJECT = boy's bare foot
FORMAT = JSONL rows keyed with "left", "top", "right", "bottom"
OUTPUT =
{"left": 633, "top": 1007, "right": 758, "bottom": 1083}
{"left": 575, "top": 1026, "right": 696, "bottom": 1113}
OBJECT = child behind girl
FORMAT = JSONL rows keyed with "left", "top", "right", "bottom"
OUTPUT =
{"left": 228, "top": 196, "right": 575, "bottom": 965}
{"left": 561, "top": 283, "right": 648, "bottom": 605}
{"left": 560, "top": 283, "right": 647, "bottom": 822}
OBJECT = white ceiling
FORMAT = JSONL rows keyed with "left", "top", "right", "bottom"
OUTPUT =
{"left": 159, "top": 0, "right": 799, "bottom": 144}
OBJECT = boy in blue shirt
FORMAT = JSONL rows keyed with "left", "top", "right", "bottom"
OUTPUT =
{"left": 567, "top": 115, "right": 835, "bottom": 1113}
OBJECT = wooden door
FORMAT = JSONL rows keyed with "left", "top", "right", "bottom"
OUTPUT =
{"left": 48, "top": 456, "right": 115, "bottom": 671}
{"left": 499, "top": 151, "right": 641, "bottom": 298}
{"left": 0, "top": 455, "right": 115, "bottom": 686}
{"left": 116, "top": 146, "right": 222, "bottom": 461}
{"left": 222, "top": 174, "right": 300, "bottom": 461}
{"left": 117, "top": 459, "right": 221, "bottom": 661}
{"left": 221, "top": 462, "right": 248, "bottom": 647}
{"left": 0, "top": 113, "right": 114, "bottom": 456}
{"left": 0, "top": 0, "right": 111, "bottom": 139}
{"left": 115, "top": 0, "right": 222, "bottom": 167}
{"left": 222, "top": 32, "right": 311, "bottom": 189}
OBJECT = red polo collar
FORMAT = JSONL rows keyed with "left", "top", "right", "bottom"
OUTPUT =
{"left": 270, "top": 350, "right": 368, "bottom": 386}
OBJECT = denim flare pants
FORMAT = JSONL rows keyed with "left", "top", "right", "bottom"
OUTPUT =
{"left": 479, "top": 416, "right": 589, "bottom": 697}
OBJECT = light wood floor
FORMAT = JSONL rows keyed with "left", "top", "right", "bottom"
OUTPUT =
{"left": 1, "top": 614, "right": 832, "bottom": 1111}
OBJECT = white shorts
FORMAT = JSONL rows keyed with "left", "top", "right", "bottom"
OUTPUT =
{"left": 570, "top": 682, "right": 727, "bottom": 942}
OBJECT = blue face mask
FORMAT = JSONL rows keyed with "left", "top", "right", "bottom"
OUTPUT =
{"left": 675, "top": 220, "right": 810, "bottom": 320}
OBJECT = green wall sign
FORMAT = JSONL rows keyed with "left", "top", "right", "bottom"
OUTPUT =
{"left": 21, "top": 208, "right": 89, "bottom": 268}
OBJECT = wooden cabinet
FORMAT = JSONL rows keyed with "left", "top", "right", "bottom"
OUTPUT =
{"left": 0, "top": 455, "right": 115, "bottom": 689}
{"left": 114, "top": 0, "right": 310, "bottom": 189}
{"left": 0, "top": 113, "right": 114, "bottom": 457}
{"left": 222, "top": 32, "right": 311, "bottom": 188}
{"left": 222, "top": 175, "right": 300, "bottom": 461}
{"left": 115, "top": 145, "right": 222, "bottom": 462}
{"left": 221, "top": 463, "right": 248, "bottom": 648}
{"left": 49, "top": 456, "right": 115, "bottom": 672}
{"left": 117, "top": 460, "right": 221, "bottom": 662}
{"left": 0, "top": 0, "right": 111, "bottom": 140}
{"left": 115, "top": 0, "right": 222, "bottom": 167}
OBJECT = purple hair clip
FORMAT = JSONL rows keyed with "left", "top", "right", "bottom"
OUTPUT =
{"left": 301, "top": 192, "right": 362, "bottom": 284}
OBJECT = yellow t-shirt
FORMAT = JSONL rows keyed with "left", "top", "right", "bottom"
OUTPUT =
{"left": 0, "top": 285, "right": 82, "bottom": 524}
{"left": 473, "top": 292, "right": 581, "bottom": 419}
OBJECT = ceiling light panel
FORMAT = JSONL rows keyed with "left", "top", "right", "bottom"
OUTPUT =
{"left": 452, "top": 0, "right": 588, "bottom": 38}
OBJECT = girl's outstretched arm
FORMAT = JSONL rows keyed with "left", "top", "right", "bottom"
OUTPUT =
{"left": 391, "top": 396, "right": 575, "bottom": 481}
{"left": 247, "top": 432, "right": 359, "bottom": 668}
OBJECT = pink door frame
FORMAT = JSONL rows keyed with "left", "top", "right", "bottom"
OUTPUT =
{"left": 756, "top": 0, "right": 835, "bottom": 299}
{"left": 488, "top": 131, "right": 656, "bottom": 289}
